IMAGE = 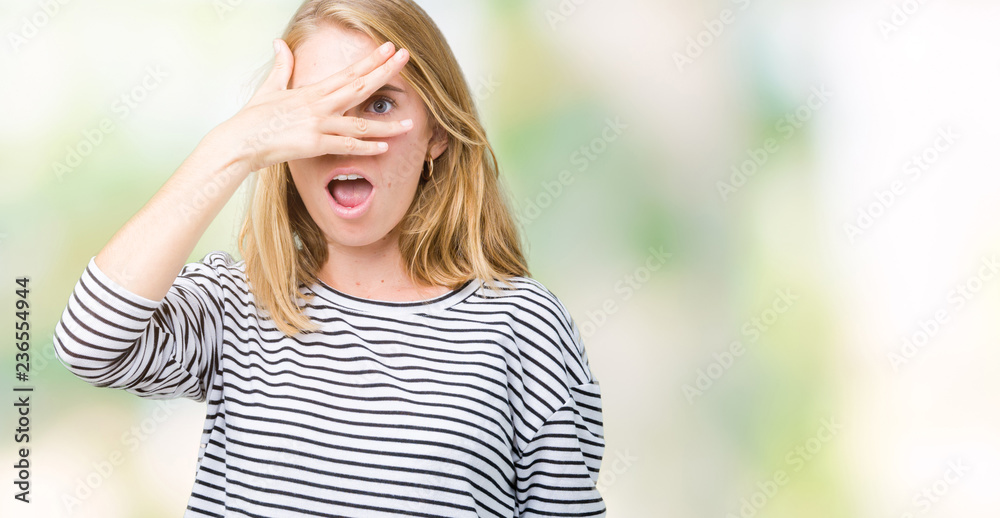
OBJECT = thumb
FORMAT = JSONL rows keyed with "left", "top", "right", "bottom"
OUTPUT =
{"left": 261, "top": 38, "right": 293, "bottom": 93}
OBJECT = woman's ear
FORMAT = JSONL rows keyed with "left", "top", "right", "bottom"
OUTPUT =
{"left": 428, "top": 123, "right": 448, "bottom": 160}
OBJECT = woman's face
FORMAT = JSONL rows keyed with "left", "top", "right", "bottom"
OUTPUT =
{"left": 287, "top": 23, "right": 446, "bottom": 249}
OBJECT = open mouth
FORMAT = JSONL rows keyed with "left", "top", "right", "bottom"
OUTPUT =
{"left": 326, "top": 173, "right": 375, "bottom": 218}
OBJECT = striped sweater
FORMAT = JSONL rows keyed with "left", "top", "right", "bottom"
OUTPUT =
{"left": 53, "top": 251, "right": 606, "bottom": 517}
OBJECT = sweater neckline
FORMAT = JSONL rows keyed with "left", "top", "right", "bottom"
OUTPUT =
{"left": 308, "top": 276, "right": 480, "bottom": 315}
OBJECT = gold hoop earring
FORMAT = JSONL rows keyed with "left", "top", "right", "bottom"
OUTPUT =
{"left": 426, "top": 158, "right": 434, "bottom": 179}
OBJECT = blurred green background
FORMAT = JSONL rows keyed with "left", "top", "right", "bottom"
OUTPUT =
{"left": 3, "top": 0, "right": 1000, "bottom": 516}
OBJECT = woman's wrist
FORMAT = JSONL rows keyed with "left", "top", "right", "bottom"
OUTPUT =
{"left": 195, "top": 121, "right": 257, "bottom": 181}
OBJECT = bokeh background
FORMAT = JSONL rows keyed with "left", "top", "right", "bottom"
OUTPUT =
{"left": 3, "top": 0, "right": 1000, "bottom": 516}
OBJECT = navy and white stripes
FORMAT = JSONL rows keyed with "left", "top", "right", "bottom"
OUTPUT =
{"left": 53, "top": 251, "right": 605, "bottom": 517}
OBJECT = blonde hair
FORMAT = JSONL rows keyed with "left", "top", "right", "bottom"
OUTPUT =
{"left": 237, "top": 0, "right": 530, "bottom": 337}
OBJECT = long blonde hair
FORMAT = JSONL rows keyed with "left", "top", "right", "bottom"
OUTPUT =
{"left": 237, "top": 0, "right": 530, "bottom": 337}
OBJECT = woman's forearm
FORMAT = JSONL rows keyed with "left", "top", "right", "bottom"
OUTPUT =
{"left": 94, "top": 126, "right": 252, "bottom": 302}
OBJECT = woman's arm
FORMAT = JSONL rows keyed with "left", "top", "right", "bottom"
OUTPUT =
{"left": 54, "top": 251, "right": 232, "bottom": 401}
{"left": 93, "top": 129, "right": 249, "bottom": 302}
{"left": 54, "top": 39, "right": 414, "bottom": 398}
{"left": 515, "top": 381, "right": 605, "bottom": 516}
{"left": 509, "top": 282, "right": 606, "bottom": 515}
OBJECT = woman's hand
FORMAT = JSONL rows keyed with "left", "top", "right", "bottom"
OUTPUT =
{"left": 217, "top": 38, "right": 414, "bottom": 174}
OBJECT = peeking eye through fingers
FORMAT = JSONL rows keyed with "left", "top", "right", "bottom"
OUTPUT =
{"left": 301, "top": 44, "right": 410, "bottom": 109}
{"left": 319, "top": 48, "right": 410, "bottom": 114}
{"left": 266, "top": 37, "right": 414, "bottom": 159}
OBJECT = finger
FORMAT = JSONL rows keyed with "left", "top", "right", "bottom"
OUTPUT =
{"left": 259, "top": 39, "right": 294, "bottom": 94}
{"left": 318, "top": 116, "right": 414, "bottom": 139}
{"left": 322, "top": 48, "right": 410, "bottom": 115}
{"left": 317, "top": 134, "right": 390, "bottom": 156}
{"left": 308, "top": 41, "right": 398, "bottom": 99}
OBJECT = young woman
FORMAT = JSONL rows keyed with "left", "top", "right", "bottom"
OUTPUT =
{"left": 53, "top": 0, "right": 605, "bottom": 516}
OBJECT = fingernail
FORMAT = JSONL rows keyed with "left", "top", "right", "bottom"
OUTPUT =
{"left": 379, "top": 42, "right": 393, "bottom": 56}
{"left": 393, "top": 48, "right": 408, "bottom": 62}
{"left": 401, "top": 119, "right": 413, "bottom": 128}
{"left": 377, "top": 142, "right": 388, "bottom": 151}
{"left": 273, "top": 39, "right": 281, "bottom": 55}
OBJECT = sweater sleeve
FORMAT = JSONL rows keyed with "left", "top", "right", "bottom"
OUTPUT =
{"left": 516, "top": 382, "right": 605, "bottom": 517}
{"left": 52, "top": 251, "right": 233, "bottom": 402}
{"left": 510, "top": 282, "right": 606, "bottom": 517}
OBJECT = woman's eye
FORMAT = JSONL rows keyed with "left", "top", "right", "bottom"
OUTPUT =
{"left": 367, "top": 97, "right": 396, "bottom": 116}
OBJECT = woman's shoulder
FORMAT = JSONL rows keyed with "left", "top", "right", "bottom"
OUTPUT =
{"left": 477, "top": 275, "right": 576, "bottom": 325}
{"left": 477, "top": 274, "right": 589, "bottom": 372}
{"left": 487, "top": 276, "right": 598, "bottom": 447}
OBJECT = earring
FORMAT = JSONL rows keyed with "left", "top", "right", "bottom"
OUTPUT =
{"left": 425, "top": 157, "right": 434, "bottom": 179}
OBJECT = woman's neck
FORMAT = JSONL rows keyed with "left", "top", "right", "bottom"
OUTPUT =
{"left": 318, "top": 236, "right": 449, "bottom": 302}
